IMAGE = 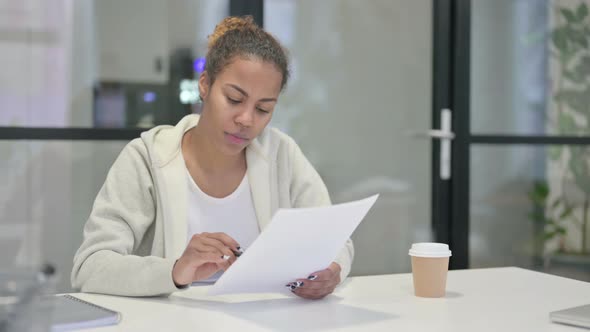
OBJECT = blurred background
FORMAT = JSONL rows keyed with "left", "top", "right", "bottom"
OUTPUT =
{"left": 0, "top": 0, "right": 589, "bottom": 293}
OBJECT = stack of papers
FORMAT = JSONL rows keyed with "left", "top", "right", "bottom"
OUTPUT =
{"left": 209, "top": 195, "right": 379, "bottom": 295}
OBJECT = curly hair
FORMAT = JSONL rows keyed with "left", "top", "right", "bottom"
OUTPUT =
{"left": 205, "top": 16, "right": 290, "bottom": 91}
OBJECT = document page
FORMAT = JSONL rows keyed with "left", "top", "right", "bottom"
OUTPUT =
{"left": 208, "top": 195, "right": 379, "bottom": 295}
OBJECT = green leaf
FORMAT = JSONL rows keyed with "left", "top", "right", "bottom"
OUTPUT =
{"left": 544, "top": 224, "right": 568, "bottom": 240}
{"left": 551, "top": 198, "right": 562, "bottom": 209}
{"left": 552, "top": 28, "right": 569, "bottom": 52}
{"left": 544, "top": 230, "right": 559, "bottom": 240}
{"left": 572, "top": 29, "right": 589, "bottom": 48}
{"left": 534, "top": 181, "right": 549, "bottom": 199}
{"left": 577, "top": 3, "right": 589, "bottom": 20}
{"left": 528, "top": 181, "right": 550, "bottom": 207}
{"left": 529, "top": 211, "right": 546, "bottom": 223}
{"left": 528, "top": 192, "right": 545, "bottom": 205}
{"left": 529, "top": 196, "right": 542, "bottom": 206}
{"left": 560, "top": 206, "right": 574, "bottom": 219}
{"left": 561, "top": 8, "right": 577, "bottom": 23}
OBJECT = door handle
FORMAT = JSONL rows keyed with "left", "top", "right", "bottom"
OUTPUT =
{"left": 406, "top": 109, "right": 454, "bottom": 180}
{"left": 434, "top": 109, "right": 453, "bottom": 180}
{"left": 426, "top": 129, "right": 455, "bottom": 140}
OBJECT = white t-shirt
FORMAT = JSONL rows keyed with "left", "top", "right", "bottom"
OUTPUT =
{"left": 186, "top": 168, "right": 260, "bottom": 282}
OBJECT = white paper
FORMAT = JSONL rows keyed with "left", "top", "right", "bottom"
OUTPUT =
{"left": 208, "top": 194, "right": 379, "bottom": 295}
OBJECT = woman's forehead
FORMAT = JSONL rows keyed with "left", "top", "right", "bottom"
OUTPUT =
{"left": 216, "top": 58, "right": 282, "bottom": 93}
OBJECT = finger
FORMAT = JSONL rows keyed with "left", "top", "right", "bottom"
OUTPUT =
{"left": 306, "top": 268, "right": 335, "bottom": 282}
{"left": 204, "top": 232, "right": 241, "bottom": 251}
{"left": 201, "top": 233, "right": 243, "bottom": 257}
{"left": 292, "top": 287, "right": 332, "bottom": 300}
{"left": 207, "top": 253, "right": 235, "bottom": 270}
{"left": 210, "top": 249, "right": 237, "bottom": 266}
{"left": 186, "top": 248, "right": 233, "bottom": 267}
{"left": 294, "top": 278, "right": 333, "bottom": 291}
{"left": 190, "top": 240, "right": 219, "bottom": 253}
{"left": 190, "top": 242, "right": 231, "bottom": 263}
{"left": 295, "top": 282, "right": 337, "bottom": 296}
{"left": 192, "top": 251, "right": 226, "bottom": 266}
{"left": 284, "top": 280, "right": 306, "bottom": 291}
{"left": 190, "top": 233, "right": 235, "bottom": 256}
{"left": 193, "top": 239, "right": 234, "bottom": 256}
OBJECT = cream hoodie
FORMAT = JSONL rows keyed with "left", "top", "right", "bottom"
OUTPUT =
{"left": 71, "top": 114, "right": 353, "bottom": 296}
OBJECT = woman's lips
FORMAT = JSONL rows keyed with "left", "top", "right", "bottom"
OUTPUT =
{"left": 225, "top": 132, "right": 248, "bottom": 144}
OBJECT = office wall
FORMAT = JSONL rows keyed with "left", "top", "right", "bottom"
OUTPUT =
{"left": 265, "top": 0, "right": 433, "bottom": 276}
{"left": 0, "top": 0, "right": 69, "bottom": 127}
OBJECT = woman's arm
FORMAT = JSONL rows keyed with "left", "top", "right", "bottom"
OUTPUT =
{"left": 71, "top": 140, "right": 180, "bottom": 296}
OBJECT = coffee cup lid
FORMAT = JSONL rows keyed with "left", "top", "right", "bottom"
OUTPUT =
{"left": 409, "top": 243, "right": 452, "bottom": 257}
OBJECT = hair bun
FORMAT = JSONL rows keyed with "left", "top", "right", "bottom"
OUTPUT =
{"left": 208, "top": 16, "right": 257, "bottom": 49}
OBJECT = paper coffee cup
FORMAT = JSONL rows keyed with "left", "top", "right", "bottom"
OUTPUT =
{"left": 409, "top": 243, "right": 451, "bottom": 298}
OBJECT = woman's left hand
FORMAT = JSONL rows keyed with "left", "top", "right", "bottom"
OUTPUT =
{"left": 287, "top": 262, "right": 341, "bottom": 300}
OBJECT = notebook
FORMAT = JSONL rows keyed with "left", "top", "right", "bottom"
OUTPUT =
{"left": 51, "top": 295, "right": 120, "bottom": 331}
{"left": 550, "top": 304, "right": 590, "bottom": 329}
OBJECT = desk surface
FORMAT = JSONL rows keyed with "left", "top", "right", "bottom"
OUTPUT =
{"left": 73, "top": 267, "right": 590, "bottom": 331}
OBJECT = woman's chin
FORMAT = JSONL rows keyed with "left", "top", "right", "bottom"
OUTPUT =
{"left": 219, "top": 142, "right": 247, "bottom": 156}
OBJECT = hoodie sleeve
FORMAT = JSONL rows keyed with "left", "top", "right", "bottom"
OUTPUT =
{"left": 288, "top": 140, "right": 354, "bottom": 283}
{"left": 71, "top": 139, "right": 182, "bottom": 296}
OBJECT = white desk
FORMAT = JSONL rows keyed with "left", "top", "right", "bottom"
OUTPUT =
{"left": 73, "top": 267, "right": 590, "bottom": 331}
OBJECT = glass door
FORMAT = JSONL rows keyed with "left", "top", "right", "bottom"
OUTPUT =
{"left": 452, "top": 0, "right": 590, "bottom": 281}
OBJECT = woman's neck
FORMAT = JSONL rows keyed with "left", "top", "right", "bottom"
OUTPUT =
{"left": 185, "top": 124, "right": 245, "bottom": 175}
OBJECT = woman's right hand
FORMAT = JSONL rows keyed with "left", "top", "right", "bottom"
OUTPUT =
{"left": 172, "top": 232, "right": 240, "bottom": 287}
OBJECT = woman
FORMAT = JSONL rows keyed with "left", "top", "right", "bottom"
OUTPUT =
{"left": 71, "top": 16, "right": 353, "bottom": 300}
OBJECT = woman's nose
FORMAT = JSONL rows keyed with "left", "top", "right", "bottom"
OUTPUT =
{"left": 235, "top": 109, "right": 254, "bottom": 127}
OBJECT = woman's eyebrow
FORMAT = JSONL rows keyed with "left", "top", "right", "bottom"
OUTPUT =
{"left": 226, "top": 84, "right": 248, "bottom": 96}
{"left": 226, "top": 83, "right": 277, "bottom": 102}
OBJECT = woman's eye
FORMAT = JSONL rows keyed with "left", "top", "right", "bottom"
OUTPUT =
{"left": 227, "top": 97, "right": 241, "bottom": 104}
{"left": 257, "top": 108, "right": 270, "bottom": 114}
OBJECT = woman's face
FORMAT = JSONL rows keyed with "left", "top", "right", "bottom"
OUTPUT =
{"left": 198, "top": 57, "right": 283, "bottom": 156}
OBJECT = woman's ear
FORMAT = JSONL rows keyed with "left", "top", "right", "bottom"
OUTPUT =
{"left": 198, "top": 71, "right": 210, "bottom": 101}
